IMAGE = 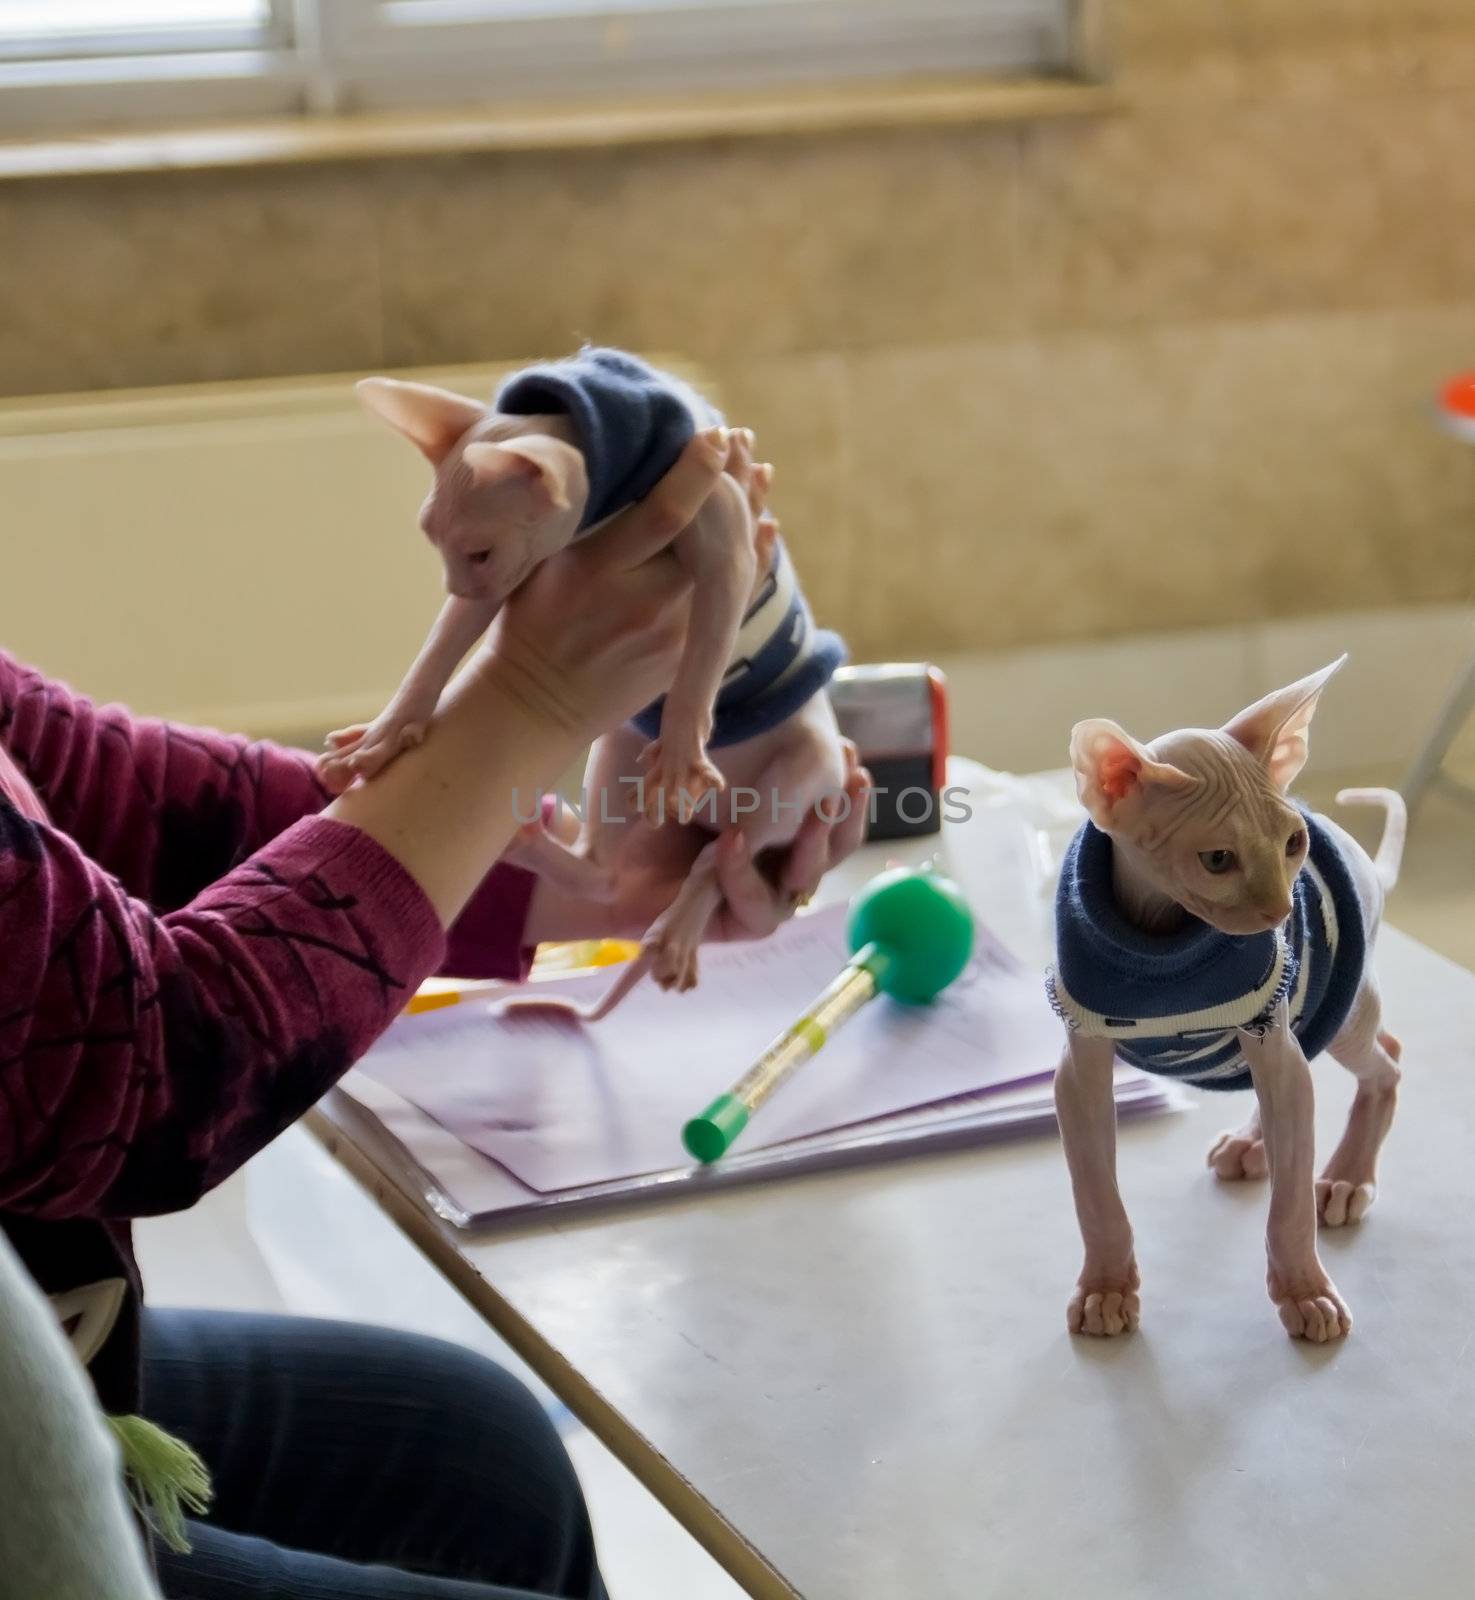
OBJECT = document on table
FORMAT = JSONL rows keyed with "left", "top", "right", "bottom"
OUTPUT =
{"left": 354, "top": 904, "right": 1175, "bottom": 1201}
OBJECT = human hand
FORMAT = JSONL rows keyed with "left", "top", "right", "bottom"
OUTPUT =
{"left": 706, "top": 739, "right": 871, "bottom": 940}
{"left": 523, "top": 740, "right": 872, "bottom": 945}
{"left": 485, "top": 425, "right": 774, "bottom": 742}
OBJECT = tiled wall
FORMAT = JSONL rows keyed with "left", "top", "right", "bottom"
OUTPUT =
{"left": 3, "top": 0, "right": 1473, "bottom": 659}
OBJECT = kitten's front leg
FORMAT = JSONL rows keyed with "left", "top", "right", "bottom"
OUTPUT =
{"left": 1055, "top": 1031, "right": 1140, "bottom": 1336}
{"left": 1238, "top": 1008, "right": 1352, "bottom": 1342}
{"left": 320, "top": 594, "right": 500, "bottom": 792}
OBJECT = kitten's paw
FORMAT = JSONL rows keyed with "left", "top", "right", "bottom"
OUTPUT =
{"left": 1315, "top": 1172, "right": 1378, "bottom": 1227}
{"left": 324, "top": 723, "right": 370, "bottom": 754}
{"left": 633, "top": 742, "right": 725, "bottom": 826}
{"left": 317, "top": 723, "right": 373, "bottom": 793}
{"left": 316, "top": 750, "right": 358, "bottom": 795}
{"left": 1067, "top": 1259, "right": 1141, "bottom": 1337}
{"left": 1208, "top": 1125, "right": 1268, "bottom": 1181}
{"left": 647, "top": 925, "right": 701, "bottom": 993}
{"left": 343, "top": 718, "right": 427, "bottom": 783}
{"left": 1267, "top": 1259, "right": 1352, "bottom": 1341}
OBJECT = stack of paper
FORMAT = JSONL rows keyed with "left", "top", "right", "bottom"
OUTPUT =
{"left": 341, "top": 905, "right": 1185, "bottom": 1229}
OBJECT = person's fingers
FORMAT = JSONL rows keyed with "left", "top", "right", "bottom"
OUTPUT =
{"left": 754, "top": 513, "right": 779, "bottom": 571}
{"left": 779, "top": 746, "right": 870, "bottom": 892}
{"left": 712, "top": 830, "right": 786, "bottom": 939}
{"left": 738, "top": 455, "right": 762, "bottom": 519}
{"left": 593, "top": 427, "right": 728, "bottom": 572}
{"left": 726, "top": 427, "right": 754, "bottom": 490}
{"left": 778, "top": 807, "right": 836, "bottom": 900}
{"left": 828, "top": 762, "right": 872, "bottom": 864}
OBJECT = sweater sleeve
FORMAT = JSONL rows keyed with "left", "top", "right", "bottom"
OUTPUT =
{"left": 0, "top": 650, "right": 332, "bottom": 913}
{"left": 0, "top": 651, "right": 539, "bottom": 980}
{"left": 0, "top": 802, "right": 446, "bottom": 1221}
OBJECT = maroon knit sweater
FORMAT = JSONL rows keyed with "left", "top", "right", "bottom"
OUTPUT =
{"left": 0, "top": 651, "right": 538, "bottom": 1417}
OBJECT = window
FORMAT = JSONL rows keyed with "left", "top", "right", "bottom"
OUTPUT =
{"left": 0, "top": 3, "right": 280, "bottom": 50}
{"left": 0, "top": 0, "right": 1086, "bottom": 132}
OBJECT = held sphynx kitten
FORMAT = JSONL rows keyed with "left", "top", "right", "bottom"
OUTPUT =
{"left": 319, "top": 349, "right": 852, "bottom": 1012}
{"left": 1046, "top": 659, "right": 1405, "bottom": 1342}
{"left": 318, "top": 349, "right": 781, "bottom": 815}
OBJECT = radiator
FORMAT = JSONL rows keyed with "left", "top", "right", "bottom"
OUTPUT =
{"left": 0, "top": 362, "right": 572, "bottom": 743}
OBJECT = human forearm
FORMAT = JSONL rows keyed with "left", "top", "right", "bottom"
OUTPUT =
{"left": 325, "top": 651, "right": 586, "bottom": 929}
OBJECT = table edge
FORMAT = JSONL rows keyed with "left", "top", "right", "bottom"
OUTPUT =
{"left": 305, "top": 1100, "right": 799, "bottom": 1600}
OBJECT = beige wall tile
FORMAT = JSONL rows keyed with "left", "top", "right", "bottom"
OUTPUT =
{"left": 1238, "top": 17, "right": 1475, "bottom": 102}
{"left": 846, "top": 307, "right": 1475, "bottom": 658}
{"left": 0, "top": 169, "right": 381, "bottom": 397}
{"left": 1017, "top": 91, "right": 1475, "bottom": 335}
{"left": 938, "top": 624, "right": 1262, "bottom": 772}
{"left": 1113, "top": 0, "right": 1475, "bottom": 102}
{"left": 844, "top": 333, "right": 1260, "bottom": 657}
{"left": 375, "top": 126, "right": 1022, "bottom": 370}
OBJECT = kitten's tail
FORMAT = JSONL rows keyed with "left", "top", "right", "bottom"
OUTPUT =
{"left": 1335, "top": 787, "right": 1407, "bottom": 893}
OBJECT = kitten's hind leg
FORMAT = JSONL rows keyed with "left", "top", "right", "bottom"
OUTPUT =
{"left": 1207, "top": 1102, "right": 1268, "bottom": 1181}
{"left": 1320, "top": 979, "right": 1402, "bottom": 1227}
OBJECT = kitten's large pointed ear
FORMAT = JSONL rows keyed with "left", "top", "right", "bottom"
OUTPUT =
{"left": 1222, "top": 655, "right": 1345, "bottom": 791}
{"left": 462, "top": 437, "right": 578, "bottom": 514}
{"left": 356, "top": 377, "right": 486, "bottom": 466}
{"left": 1070, "top": 719, "right": 1197, "bottom": 830}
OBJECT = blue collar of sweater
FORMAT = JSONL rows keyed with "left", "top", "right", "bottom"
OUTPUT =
{"left": 1067, "top": 821, "right": 1275, "bottom": 972}
{"left": 1054, "top": 821, "right": 1286, "bottom": 1024}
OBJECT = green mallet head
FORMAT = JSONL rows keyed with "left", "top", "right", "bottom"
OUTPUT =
{"left": 845, "top": 864, "right": 975, "bottom": 1003}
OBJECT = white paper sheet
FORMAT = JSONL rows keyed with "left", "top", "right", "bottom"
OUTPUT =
{"left": 358, "top": 906, "right": 1066, "bottom": 1193}
{"left": 333, "top": 1062, "right": 1181, "bottom": 1229}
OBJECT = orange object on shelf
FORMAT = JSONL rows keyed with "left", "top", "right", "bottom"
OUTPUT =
{"left": 1438, "top": 372, "right": 1475, "bottom": 442}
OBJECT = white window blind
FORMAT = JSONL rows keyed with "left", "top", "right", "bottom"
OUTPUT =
{"left": 0, "top": 1, "right": 286, "bottom": 58}
{"left": 0, "top": 0, "right": 1083, "bottom": 130}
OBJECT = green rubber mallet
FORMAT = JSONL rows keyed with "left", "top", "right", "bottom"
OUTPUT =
{"left": 682, "top": 864, "right": 976, "bottom": 1164}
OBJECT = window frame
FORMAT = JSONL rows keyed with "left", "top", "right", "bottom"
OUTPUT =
{"left": 0, "top": 0, "right": 1093, "bottom": 134}
{"left": 316, "top": 0, "right": 1077, "bottom": 109}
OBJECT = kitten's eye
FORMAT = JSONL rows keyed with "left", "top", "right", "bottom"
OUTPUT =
{"left": 468, "top": 550, "right": 491, "bottom": 565}
{"left": 1199, "top": 849, "right": 1237, "bottom": 875}
{"left": 1286, "top": 829, "right": 1306, "bottom": 858}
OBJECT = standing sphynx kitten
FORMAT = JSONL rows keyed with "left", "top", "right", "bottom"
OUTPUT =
{"left": 321, "top": 348, "right": 852, "bottom": 1010}
{"left": 1047, "top": 659, "right": 1405, "bottom": 1342}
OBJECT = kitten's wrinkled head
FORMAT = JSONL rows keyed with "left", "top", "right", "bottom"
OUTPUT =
{"left": 356, "top": 377, "right": 587, "bottom": 606}
{"left": 1069, "top": 658, "right": 1345, "bottom": 937}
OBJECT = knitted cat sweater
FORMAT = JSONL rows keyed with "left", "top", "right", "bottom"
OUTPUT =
{"left": 1047, "top": 814, "right": 1365, "bottom": 1091}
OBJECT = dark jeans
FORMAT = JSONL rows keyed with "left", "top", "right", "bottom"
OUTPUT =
{"left": 141, "top": 1310, "right": 606, "bottom": 1600}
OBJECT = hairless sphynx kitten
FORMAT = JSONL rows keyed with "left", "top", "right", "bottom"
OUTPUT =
{"left": 1047, "top": 659, "right": 1405, "bottom": 1342}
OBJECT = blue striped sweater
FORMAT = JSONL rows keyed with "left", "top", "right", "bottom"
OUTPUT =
{"left": 1046, "top": 812, "right": 1365, "bottom": 1091}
